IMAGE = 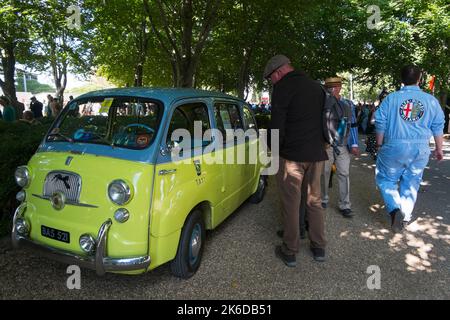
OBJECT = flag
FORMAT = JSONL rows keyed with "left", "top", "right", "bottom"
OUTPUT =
{"left": 429, "top": 75, "right": 436, "bottom": 92}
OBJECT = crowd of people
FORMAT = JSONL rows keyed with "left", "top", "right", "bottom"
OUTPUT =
{"left": 264, "top": 54, "right": 445, "bottom": 267}
{"left": 0, "top": 94, "right": 75, "bottom": 125}
{"left": 249, "top": 103, "right": 272, "bottom": 115}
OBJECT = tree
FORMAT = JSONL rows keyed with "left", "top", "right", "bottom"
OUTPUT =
{"left": 0, "top": 0, "right": 37, "bottom": 117}
{"left": 196, "top": 0, "right": 280, "bottom": 98}
{"left": 414, "top": 0, "right": 450, "bottom": 105}
{"left": 85, "top": 0, "right": 170, "bottom": 87}
{"left": 143, "top": 0, "right": 222, "bottom": 88}
{"left": 86, "top": 0, "right": 448, "bottom": 100}
{"left": 27, "top": 0, "right": 93, "bottom": 102}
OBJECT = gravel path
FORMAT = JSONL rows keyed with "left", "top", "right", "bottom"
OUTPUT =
{"left": 1, "top": 135, "right": 449, "bottom": 300}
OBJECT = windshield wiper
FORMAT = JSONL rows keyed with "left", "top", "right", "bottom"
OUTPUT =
{"left": 47, "top": 132, "right": 74, "bottom": 143}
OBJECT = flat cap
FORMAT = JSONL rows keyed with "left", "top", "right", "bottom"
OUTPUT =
{"left": 324, "top": 77, "right": 343, "bottom": 87}
{"left": 264, "top": 54, "right": 291, "bottom": 79}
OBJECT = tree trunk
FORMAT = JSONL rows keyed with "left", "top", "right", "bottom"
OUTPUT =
{"left": 134, "top": 63, "right": 144, "bottom": 87}
{"left": 179, "top": 61, "right": 196, "bottom": 88}
{"left": 235, "top": 6, "right": 267, "bottom": 99}
{"left": 54, "top": 68, "right": 67, "bottom": 104}
{"left": 134, "top": 20, "right": 150, "bottom": 87}
{"left": 0, "top": 43, "right": 23, "bottom": 118}
{"left": 237, "top": 54, "right": 251, "bottom": 99}
{"left": 49, "top": 36, "right": 68, "bottom": 104}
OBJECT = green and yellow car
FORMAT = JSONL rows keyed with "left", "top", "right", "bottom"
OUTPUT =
{"left": 12, "top": 88, "right": 267, "bottom": 278}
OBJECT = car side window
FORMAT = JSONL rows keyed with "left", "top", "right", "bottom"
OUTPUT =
{"left": 228, "top": 105, "right": 244, "bottom": 130}
{"left": 243, "top": 106, "right": 257, "bottom": 130}
{"left": 214, "top": 103, "right": 244, "bottom": 133}
{"left": 166, "top": 102, "right": 211, "bottom": 148}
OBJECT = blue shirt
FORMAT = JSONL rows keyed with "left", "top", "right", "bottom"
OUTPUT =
{"left": 375, "top": 85, "right": 444, "bottom": 144}
{"left": 340, "top": 98, "right": 359, "bottom": 148}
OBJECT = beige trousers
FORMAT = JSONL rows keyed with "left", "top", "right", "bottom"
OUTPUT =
{"left": 276, "top": 157, "right": 327, "bottom": 255}
{"left": 321, "top": 146, "right": 351, "bottom": 210}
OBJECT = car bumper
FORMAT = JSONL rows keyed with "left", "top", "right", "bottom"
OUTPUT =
{"left": 11, "top": 204, "right": 151, "bottom": 276}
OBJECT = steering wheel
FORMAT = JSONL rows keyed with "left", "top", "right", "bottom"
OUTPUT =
{"left": 74, "top": 128, "right": 104, "bottom": 141}
{"left": 123, "top": 123, "right": 154, "bottom": 134}
{"left": 74, "top": 128, "right": 92, "bottom": 141}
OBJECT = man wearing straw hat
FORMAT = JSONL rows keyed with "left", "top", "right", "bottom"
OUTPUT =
{"left": 321, "top": 76, "right": 360, "bottom": 218}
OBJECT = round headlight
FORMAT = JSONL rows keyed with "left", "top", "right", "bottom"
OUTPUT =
{"left": 79, "top": 234, "right": 96, "bottom": 254}
{"left": 108, "top": 180, "right": 131, "bottom": 205}
{"left": 15, "top": 166, "right": 30, "bottom": 188}
{"left": 15, "top": 218, "right": 30, "bottom": 236}
{"left": 114, "top": 208, "right": 130, "bottom": 223}
{"left": 16, "top": 190, "right": 26, "bottom": 202}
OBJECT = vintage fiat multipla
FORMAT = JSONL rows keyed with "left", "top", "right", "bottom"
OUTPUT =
{"left": 12, "top": 88, "right": 267, "bottom": 278}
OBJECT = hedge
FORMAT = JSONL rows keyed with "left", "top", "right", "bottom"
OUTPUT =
{"left": 0, "top": 119, "right": 53, "bottom": 236}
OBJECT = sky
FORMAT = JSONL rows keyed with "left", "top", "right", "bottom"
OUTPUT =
{"left": 37, "top": 72, "right": 88, "bottom": 90}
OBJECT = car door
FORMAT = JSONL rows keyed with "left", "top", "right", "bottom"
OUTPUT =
{"left": 151, "top": 99, "right": 223, "bottom": 238}
{"left": 242, "top": 104, "right": 259, "bottom": 191}
{"left": 213, "top": 101, "right": 248, "bottom": 213}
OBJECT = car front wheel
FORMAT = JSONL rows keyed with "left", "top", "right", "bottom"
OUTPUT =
{"left": 170, "top": 209, "right": 205, "bottom": 279}
{"left": 248, "top": 175, "right": 267, "bottom": 204}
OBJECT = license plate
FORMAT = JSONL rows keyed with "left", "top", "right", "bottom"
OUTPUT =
{"left": 41, "top": 225, "right": 70, "bottom": 243}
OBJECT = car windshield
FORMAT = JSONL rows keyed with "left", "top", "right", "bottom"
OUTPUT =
{"left": 46, "top": 96, "right": 162, "bottom": 150}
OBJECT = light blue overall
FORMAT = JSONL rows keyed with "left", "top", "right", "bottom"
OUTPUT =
{"left": 375, "top": 85, "right": 444, "bottom": 221}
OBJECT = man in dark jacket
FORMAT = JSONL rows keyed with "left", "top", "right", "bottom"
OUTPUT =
{"left": 444, "top": 96, "right": 449, "bottom": 134}
{"left": 264, "top": 55, "right": 328, "bottom": 266}
{"left": 30, "top": 96, "right": 44, "bottom": 119}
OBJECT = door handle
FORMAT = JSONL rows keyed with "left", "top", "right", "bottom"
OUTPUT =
{"left": 159, "top": 169, "right": 177, "bottom": 176}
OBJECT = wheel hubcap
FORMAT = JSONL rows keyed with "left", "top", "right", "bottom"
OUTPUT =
{"left": 259, "top": 177, "right": 265, "bottom": 192}
{"left": 189, "top": 224, "right": 202, "bottom": 265}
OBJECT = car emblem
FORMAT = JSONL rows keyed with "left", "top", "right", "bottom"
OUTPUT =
{"left": 65, "top": 156, "right": 73, "bottom": 166}
{"left": 51, "top": 192, "right": 66, "bottom": 211}
{"left": 193, "top": 160, "right": 201, "bottom": 176}
{"left": 52, "top": 174, "right": 71, "bottom": 189}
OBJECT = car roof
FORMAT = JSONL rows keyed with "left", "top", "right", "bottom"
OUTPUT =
{"left": 76, "top": 87, "right": 243, "bottom": 104}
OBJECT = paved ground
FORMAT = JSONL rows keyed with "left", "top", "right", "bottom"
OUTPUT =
{"left": 1, "top": 135, "right": 449, "bottom": 300}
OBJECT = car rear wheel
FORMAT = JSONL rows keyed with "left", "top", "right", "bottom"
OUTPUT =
{"left": 248, "top": 175, "right": 267, "bottom": 204}
{"left": 170, "top": 209, "right": 205, "bottom": 279}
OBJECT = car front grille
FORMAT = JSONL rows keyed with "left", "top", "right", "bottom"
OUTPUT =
{"left": 43, "top": 171, "right": 82, "bottom": 202}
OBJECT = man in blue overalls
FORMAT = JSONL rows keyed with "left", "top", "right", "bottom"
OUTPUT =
{"left": 375, "top": 65, "right": 444, "bottom": 232}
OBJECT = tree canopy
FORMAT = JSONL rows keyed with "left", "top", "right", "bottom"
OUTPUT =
{"left": 1, "top": 0, "right": 448, "bottom": 108}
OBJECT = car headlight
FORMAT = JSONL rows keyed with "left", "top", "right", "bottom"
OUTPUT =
{"left": 108, "top": 180, "right": 132, "bottom": 205}
{"left": 15, "top": 166, "right": 30, "bottom": 188}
